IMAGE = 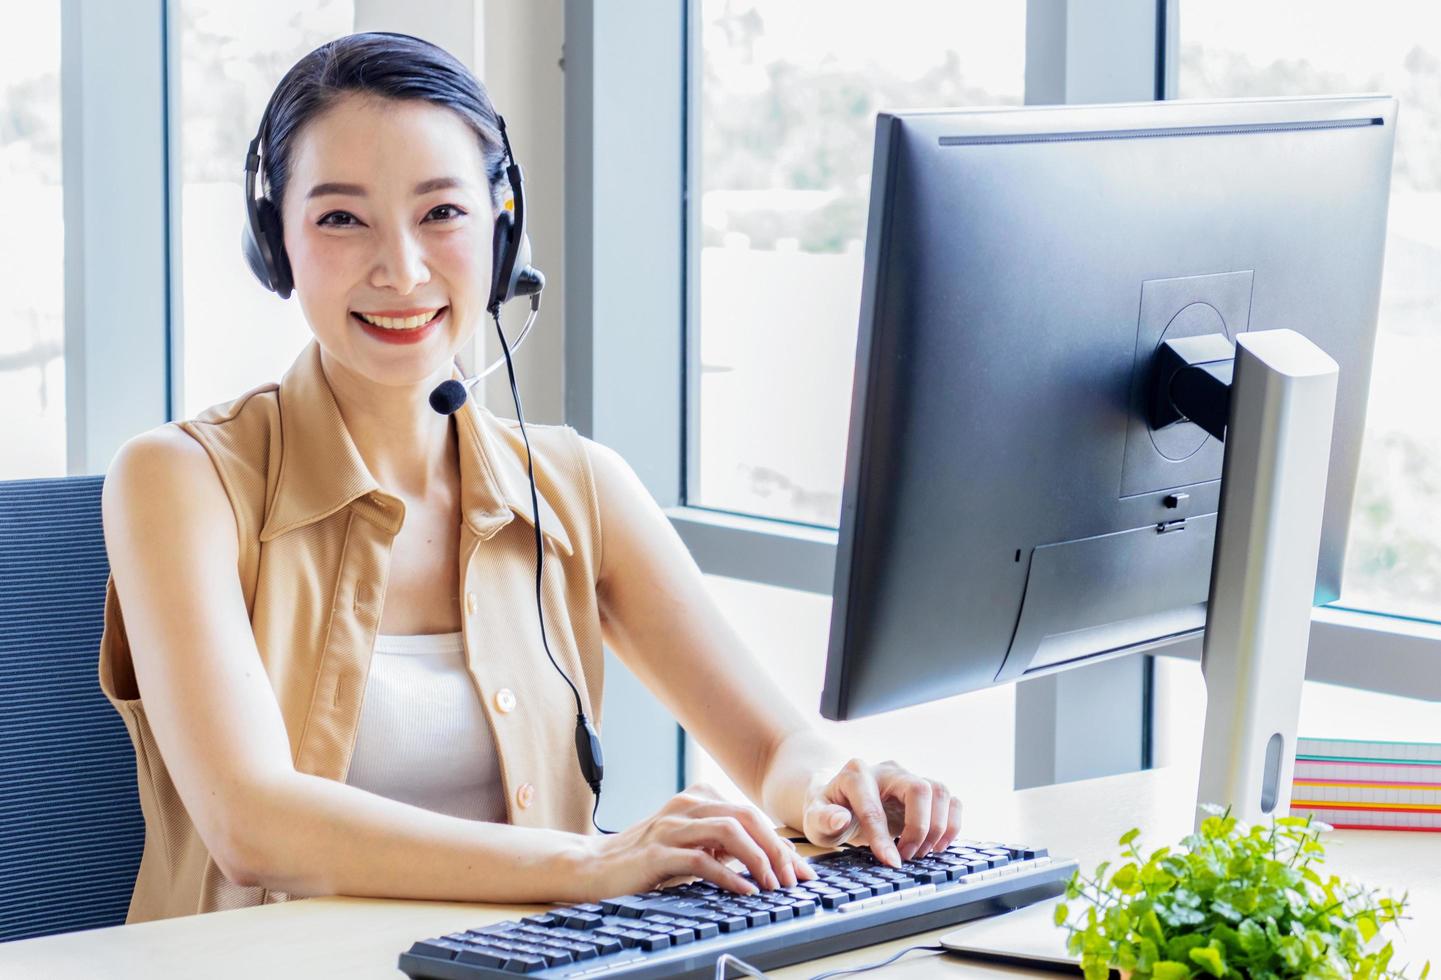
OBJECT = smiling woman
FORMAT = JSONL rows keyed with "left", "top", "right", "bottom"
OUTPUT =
{"left": 96, "top": 30, "right": 968, "bottom": 927}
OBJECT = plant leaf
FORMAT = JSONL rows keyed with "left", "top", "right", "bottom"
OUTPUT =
{"left": 1189, "top": 943, "right": 1227, "bottom": 978}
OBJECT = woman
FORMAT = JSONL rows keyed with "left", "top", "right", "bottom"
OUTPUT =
{"left": 98, "top": 32, "right": 960, "bottom": 925}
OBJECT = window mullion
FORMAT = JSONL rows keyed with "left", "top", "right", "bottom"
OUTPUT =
{"left": 61, "top": 0, "right": 171, "bottom": 474}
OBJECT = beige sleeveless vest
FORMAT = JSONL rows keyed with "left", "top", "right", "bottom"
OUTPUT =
{"left": 97, "top": 338, "right": 605, "bottom": 924}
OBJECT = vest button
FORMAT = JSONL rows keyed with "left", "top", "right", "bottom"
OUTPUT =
{"left": 516, "top": 782, "right": 535, "bottom": 809}
{"left": 495, "top": 688, "right": 517, "bottom": 713}
{"left": 465, "top": 591, "right": 478, "bottom": 615}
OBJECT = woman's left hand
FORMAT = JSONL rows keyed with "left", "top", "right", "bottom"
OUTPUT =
{"left": 799, "top": 758, "right": 961, "bottom": 868}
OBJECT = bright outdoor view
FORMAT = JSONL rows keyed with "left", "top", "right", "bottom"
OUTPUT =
{"left": 688, "top": 1, "right": 1028, "bottom": 806}
{"left": 692, "top": 0, "right": 1024, "bottom": 530}
{"left": 691, "top": 0, "right": 1441, "bottom": 624}
{"left": 687, "top": 0, "right": 1440, "bottom": 803}
{"left": 0, "top": 8, "right": 63, "bottom": 480}
{"left": 3, "top": 3, "right": 1435, "bottom": 809}
{"left": 1179, "top": 0, "right": 1441, "bottom": 621}
{"left": 178, "top": 0, "right": 354, "bottom": 418}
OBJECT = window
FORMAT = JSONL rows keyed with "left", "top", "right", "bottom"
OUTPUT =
{"left": 678, "top": 0, "right": 1028, "bottom": 807}
{"left": 687, "top": 575, "right": 1016, "bottom": 814}
{"left": 1, "top": 5, "right": 64, "bottom": 479}
{"left": 1180, "top": 0, "right": 1441, "bottom": 622}
{"left": 689, "top": 1, "right": 1026, "bottom": 527}
{"left": 177, "top": 0, "right": 354, "bottom": 418}
{"left": 1153, "top": 655, "right": 1441, "bottom": 775}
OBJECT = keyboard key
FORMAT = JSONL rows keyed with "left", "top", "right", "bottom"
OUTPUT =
{"left": 503, "top": 953, "right": 546, "bottom": 973}
{"left": 521, "top": 913, "right": 561, "bottom": 928}
{"left": 504, "top": 941, "right": 549, "bottom": 956}
{"left": 608, "top": 898, "right": 650, "bottom": 918}
{"left": 667, "top": 927, "right": 695, "bottom": 945}
{"left": 564, "top": 912, "right": 605, "bottom": 930}
{"left": 468, "top": 923, "right": 521, "bottom": 939}
{"left": 591, "top": 936, "right": 623, "bottom": 955}
{"left": 554, "top": 940, "right": 599, "bottom": 960}
{"left": 533, "top": 946, "right": 575, "bottom": 967}
{"left": 456, "top": 947, "right": 509, "bottom": 968}
{"left": 716, "top": 914, "right": 749, "bottom": 933}
{"left": 639, "top": 934, "right": 672, "bottom": 952}
{"left": 408, "top": 939, "right": 463, "bottom": 960}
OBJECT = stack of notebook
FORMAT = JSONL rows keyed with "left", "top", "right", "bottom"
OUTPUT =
{"left": 1289, "top": 737, "right": 1441, "bottom": 832}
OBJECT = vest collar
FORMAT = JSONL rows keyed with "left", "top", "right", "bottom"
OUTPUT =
{"left": 258, "top": 339, "right": 571, "bottom": 556}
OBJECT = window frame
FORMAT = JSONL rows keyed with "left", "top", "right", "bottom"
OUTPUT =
{"left": 63, "top": 1, "right": 1437, "bottom": 821}
{"left": 61, "top": 0, "right": 174, "bottom": 474}
{"left": 564, "top": 0, "right": 1441, "bottom": 795}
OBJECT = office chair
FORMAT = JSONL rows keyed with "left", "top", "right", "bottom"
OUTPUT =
{"left": 0, "top": 475, "right": 144, "bottom": 942}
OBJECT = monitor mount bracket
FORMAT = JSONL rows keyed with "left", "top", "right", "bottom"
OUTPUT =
{"left": 1151, "top": 329, "right": 1340, "bottom": 828}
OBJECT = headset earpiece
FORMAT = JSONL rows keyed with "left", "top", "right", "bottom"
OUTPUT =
{"left": 242, "top": 126, "right": 294, "bottom": 299}
{"left": 488, "top": 204, "right": 519, "bottom": 315}
{"left": 244, "top": 195, "right": 293, "bottom": 299}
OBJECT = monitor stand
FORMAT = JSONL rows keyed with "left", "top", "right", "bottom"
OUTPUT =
{"left": 1193, "top": 329, "right": 1340, "bottom": 827}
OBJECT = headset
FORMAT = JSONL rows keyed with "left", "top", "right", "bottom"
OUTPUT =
{"left": 241, "top": 34, "right": 606, "bottom": 832}
{"left": 241, "top": 46, "right": 541, "bottom": 314}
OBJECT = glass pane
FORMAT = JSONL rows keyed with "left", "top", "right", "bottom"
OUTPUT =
{"left": 691, "top": 1, "right": 1025, "bottom": 526}
{"left": 1153, "top": 656, "right": 1441, "bottom": 778}
{"left": 178, "top": 1, "right": 353, "bottom": 418}
{"left": 687, "top": 575, "right": 1016, "bottom": 819}
{"left": 1180, "top": 1, "right": 1441, "bottom": 621}
{"left": 1, "top": 5, "right": 65, "bottom": 479}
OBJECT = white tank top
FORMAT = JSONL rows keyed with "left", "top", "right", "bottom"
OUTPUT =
{"left": 344, "top": 631, "right": 507, "bottom": 822}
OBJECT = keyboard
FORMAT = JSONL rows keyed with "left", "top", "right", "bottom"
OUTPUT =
{"left": 397, "top": 838, "right": 1077, "bottom": 979}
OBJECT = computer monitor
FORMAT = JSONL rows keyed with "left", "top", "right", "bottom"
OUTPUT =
{"left": 820, "top": 95, "right": 1397, "bottom": 820}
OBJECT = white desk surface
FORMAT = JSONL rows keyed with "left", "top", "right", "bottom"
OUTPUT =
{"left": 3, "top": 766, "right": 1435, "bottom": 978}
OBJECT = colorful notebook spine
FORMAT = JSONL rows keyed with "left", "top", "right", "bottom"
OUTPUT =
{"left": 1289, "top": 737, "right": 1441, "bottom": 832}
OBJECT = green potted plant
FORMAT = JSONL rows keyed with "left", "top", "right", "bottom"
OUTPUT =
{"left": 1055, "top": 804, "right": 1431, "bottom": 980}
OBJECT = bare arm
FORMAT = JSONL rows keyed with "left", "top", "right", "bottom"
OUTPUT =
{"left": 584, "top": 438, "right": 962, "bottom": 864}
{"left": 582, "top": 438, "right": 838, "bottom": 827}
{"left": 102, "top": 425, "right": 591, "bottom": 903}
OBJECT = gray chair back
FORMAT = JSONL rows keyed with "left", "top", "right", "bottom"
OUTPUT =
{"left": 0, "top": 475, "right": 144, "bottom": 942}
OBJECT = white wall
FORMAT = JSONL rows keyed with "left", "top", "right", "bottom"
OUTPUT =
{"left": 477, "top": 0, "right": 567, "bottom": 425}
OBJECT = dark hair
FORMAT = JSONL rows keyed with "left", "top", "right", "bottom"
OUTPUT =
{"left": 258, "top": 32, "right": 509, "bottom": 217}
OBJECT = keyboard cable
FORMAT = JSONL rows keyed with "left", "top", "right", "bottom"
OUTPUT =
{"left": 713, "top": 943, "right": 947, "bottom": 980}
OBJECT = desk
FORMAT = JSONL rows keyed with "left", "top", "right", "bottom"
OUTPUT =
{"left": 3, "top": 767, "right": 1435, "bottom": 978}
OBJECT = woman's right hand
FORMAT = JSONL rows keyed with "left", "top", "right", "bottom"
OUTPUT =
{"left": 577, "top": 782, "right": 816, "bottom": 899}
